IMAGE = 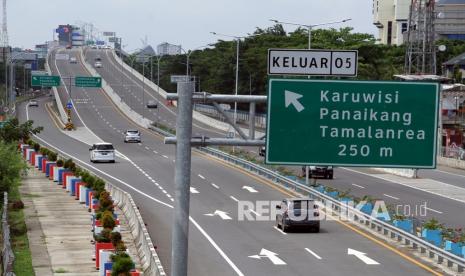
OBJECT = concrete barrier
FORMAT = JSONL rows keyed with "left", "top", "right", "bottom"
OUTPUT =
{"left": 79, "top": 49, "right": 153, "bottom": 129}
{"left": 438, "top": 156, "right": 465, "bottom": 170}
{"left": 45, "top": 50, "right": 68, "bottom": 124}
{"left": 372, "top": 168, "right": 418, "bottom": 178}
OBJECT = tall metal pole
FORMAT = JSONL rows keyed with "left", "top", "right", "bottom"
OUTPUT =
{"left": 306, "top": 26, "right": 312, "bottom": 185}
{"left": 234, "top": 38, "right": 239, "bottom": 124}
{"left": 142, "top": 55, "right": 145, "bottom": 116}
{"left": 157, "top": 56, "right": 160, "bottom": 95}
{"left": 170, "top": 81, "right": 194, "bottom": 276}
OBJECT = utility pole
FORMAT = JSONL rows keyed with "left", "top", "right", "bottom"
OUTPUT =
{"left": 170, "top": 81, "right": 194, "bottom": 276}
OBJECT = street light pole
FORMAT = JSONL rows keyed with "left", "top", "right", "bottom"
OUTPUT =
{"left": 269, "top": 18, "right": 352, "bottom": 185}
{"left": 270, "top": 18, "right": 352, "bottom": 50}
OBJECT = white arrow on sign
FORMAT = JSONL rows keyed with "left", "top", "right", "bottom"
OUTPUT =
{"left": 190, "top": 187, "right": 199, "bottom": 194}
{"left": 347, "top": 248, "right": 380, "bottom": 265}
{"left": 285, "top": 90, "right": 304, "bottom": 112}
{"left": 249, "top": 248, "right": 286, "bottom": 265}
{"left": 204, "top": 210, "right": 232, "bottom": 220}
{"left": 242, "top": 186, "right": 258, "bottom": 193}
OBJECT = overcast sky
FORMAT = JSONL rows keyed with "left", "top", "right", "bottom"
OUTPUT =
{"left": 9, "top": 0, "right": 377, "bottom": 51}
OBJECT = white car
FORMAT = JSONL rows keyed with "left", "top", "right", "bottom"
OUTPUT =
{"left": 124, "top": 129, "right": 141, "bottom": 143}
{"left": 94, "top": 61, "right": 102, "bottom": 68}
{"left": 103, "top": 45, "right": 111, "bottom": 49}
{"left": 69, "top": 57, "right": 77, "bottom": 64}
{"left": 28, "top": 100, "right": 38, "bottom": 107}
{"left": 89, "top": 143, "right": 115, "bottom": 163}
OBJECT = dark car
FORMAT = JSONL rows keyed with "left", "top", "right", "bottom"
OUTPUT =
{"left": 276, "top": 198, "right": 320, "bottom": 233}
{"left": 258, "top": 146, "right": 266, "bottom": 156}
{"left": 146, "top": 100, "right": 158, "bottom": 108}
{"left": 303, "top": 166, "right": 334, "bottom": 179}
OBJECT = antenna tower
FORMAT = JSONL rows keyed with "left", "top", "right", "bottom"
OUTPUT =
{"left": 404, "top": 0, "right": 436, "bottom": 75}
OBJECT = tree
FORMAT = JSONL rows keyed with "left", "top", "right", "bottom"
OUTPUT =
{"left": 0, "top": 141, "right": 26, "bottom": 195}
{"left": 0, "top": 118, "right": 43, "bottom": 143}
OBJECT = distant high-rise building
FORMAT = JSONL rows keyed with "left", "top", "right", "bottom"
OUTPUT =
{"left": 157, "top": 42, "right": 181, "bottom": 56}
{"left": 372, "top": 0, "right": 410, "bottom": 45}
{"left": 435, "top": 0, "right": 465, "bottom": 40}
{"left": 373, "top": 0, "right": 465, "bottom": 45}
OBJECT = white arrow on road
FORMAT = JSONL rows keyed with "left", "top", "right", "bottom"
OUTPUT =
{"left": 285, "top": 90, "right": 304, "bottom": 112}
{"left": 190, "top": 187, "right": 199, "bottom": 194}
{"left": 347, "top": 248, "right": 380, "bottom": 265}
{"left": 204, "top": 210, "right": 232, "bottom": 220}
{"left": 242, "top": 186, "right": 258, "bottom": 193}
{"left": 248, "top": 248, "right": 286, "bottom": 265}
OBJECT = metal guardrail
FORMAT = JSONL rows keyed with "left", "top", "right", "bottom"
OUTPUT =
{"left": 106, "top": 184, "right": 166, "bottom": 276}
{"left": 198, "top": 146, "right": 465, "bottom": 274}
{"left": 193, "top": 103, "right": 266, "bottom": 128}
{"left": 2, "top": 192, "right": 15, "bottom": 276}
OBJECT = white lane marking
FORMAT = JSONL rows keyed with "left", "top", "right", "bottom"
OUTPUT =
{"left": 138, "top": 143, "right": 142, "bottom": 146}
{"left": 383, "top": 194, "right": 399, "bottom": 200}
{"left": 248, "top": 249, "right": 286, "bottom": 265}
{"left": 162, "top": 190, "right": 167, "bottom": 194}
{"left": 230, "top": 196, "right": 239, "bottom": 202}
{"left": 273, "top": 226, "right": 287, "bottom": 235}
{"left": 305, "top": 248, "right": 322, "bottom": 260}
{"left": 249, "top": 209, "right": 261, "bottom": 217}
{"left": 65, "top": 55, "right": 245, "bottom": 274}
{"left": 347, "top": 248, "right": 379, "bottom": 265}
{"left": 190, "top": 187, "right": 199, "bottom": 194}
{"left": 162, "top": 155, "right": 169, "bottom": 159}
{"left": 170, "top": 198, "right": 174, "bottom": 202}
{"left": 242, "top": 186, "right": 258, "bottom": 193}
{"left": 211, "top": 183, "right": 219, "bottom": 189}
{"left": 426, "top": 207, "right": 443, "bottom": 214}
{"left": 204, "top": 210, "right": 233, "bottom": 220}
{"left": 153, "top": 150, "right": 158, "bottom": 154}
{"left": 145, "top": 146, "right": 150, "bottom": 150}
{"left": 198, "top": 174, "right": 206, "bottom": 180}
{"left": 351, "top": 183, "right": 365, "bottom": 189}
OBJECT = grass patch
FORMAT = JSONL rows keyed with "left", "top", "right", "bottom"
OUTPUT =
{"left": 8, "top": 181, "right": 34, "bottom": 276}
{"left": 22, "top": 193, "right": 41, "bottom": 198}
{"left": 54, "top": 268, "right": 68, "bottom": 273}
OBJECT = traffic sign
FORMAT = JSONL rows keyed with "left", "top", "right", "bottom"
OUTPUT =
{"left": 266, "top": 79, "right": 439, "bottom": 168}
{"left": 75, "top": 76, "right": 102, "bottom": 88}
{"left": 268, "top": 49, "right": 358, "bottom": 77}
{"left": 66, "top": 101, "right": 73, "bottom": 109}
{"left": 170, "top": 75, "right": 191, "bottom": 83}
{"left": 31, "top": 75, "right": 61, "bottom": 87}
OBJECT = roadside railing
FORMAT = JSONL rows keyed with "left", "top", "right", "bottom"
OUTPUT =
{"left": 197, "top": 146, "right": 465, "bottom": 273}
{"left": 193, "top": 103, "right": 266, "bottom": 128}
{"left": 106, "top": 184, "right": 166, "bottom": 276}
{"left": 1, "top": 192, "right": 15, "bottom": 276}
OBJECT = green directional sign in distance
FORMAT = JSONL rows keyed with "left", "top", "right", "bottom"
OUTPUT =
{"left": 266, "top": 79, "right": 439, "bottom": 168}
{"left": 75, "top": 76, "right": 102, "bottom": 88}
{"left": 31, "top": 75, "right": 61, "bottom": 87}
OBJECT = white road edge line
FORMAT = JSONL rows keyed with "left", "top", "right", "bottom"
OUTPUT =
{"left": 27, "top": 104, "right": 245, "bottom": 276}
{"left": 305, "top": 248, "right": 322, "bottom": 260}
{"left": 383, "top": 194, "right": 399, "bottom": 200}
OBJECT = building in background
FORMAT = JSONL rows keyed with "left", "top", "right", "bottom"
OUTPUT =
{"left": 157, "top": 42, "right": 181, "bottom": 56}
{"left": 373, "top": 0, "right": 465, "bottom": 45}
{"left": 372, "top": 0, "right": 410, "bottom": 45}
{"left": 436, "top": 0, "right": 465, "bottom": 40}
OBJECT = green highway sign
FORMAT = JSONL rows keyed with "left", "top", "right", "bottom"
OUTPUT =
{"left": 31, "top": 75, "right": 61, "bottom": 87}
{"left": 266, "top": 79, "right": 440, "bottom": 168}
{"left": 75, "top": 76, "right": 102, "bottom": 88}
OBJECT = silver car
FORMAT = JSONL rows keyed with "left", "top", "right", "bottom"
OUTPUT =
{"left": 124, "top": 130, "right": 141, "bottom": 143}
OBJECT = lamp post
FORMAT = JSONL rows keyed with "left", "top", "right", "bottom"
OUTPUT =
{"left": 270, "top": 18, "right": 351, "bottom": 184}
{"left": 180, "top": 44, "right": 211, "bottom": 78}
{"left": 270, "top": 18, "right": 352, "bottom": 50}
